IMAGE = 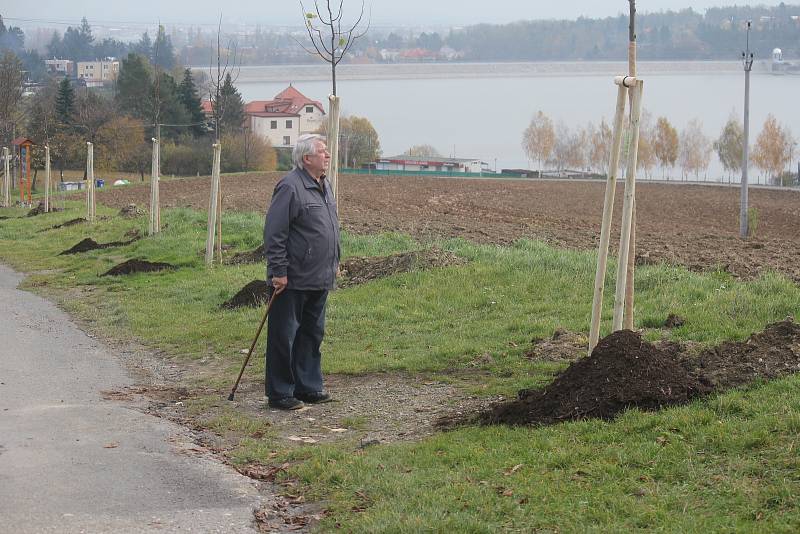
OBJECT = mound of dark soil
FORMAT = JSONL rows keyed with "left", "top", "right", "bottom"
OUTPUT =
{"left": 472, "top": 318, "right": 800, "bottom": 427}
{"left": 226, "top": 244, "right": 265, "bottom": 265}
{"left": 222, "top": 280, "right": 270, "bottom": 309}
{"left": 687, "top": 318, "right": 800, "bottom": 390}
{"left": 339, "top": 248, "right": 467, "bottom": 288}
{"left": 26, "top": 202, "right": 47, "bottom": 216}
{"left": 102, "top": 259, "right": 175, "bottom": 276}
{"left": 41, "top": 218, "right": 86, "bottom": 231}
{"left": 481, "top": 330, "right": 707, "bottom": 426}
{"left": 60, "top": 236, "right": 140, "bottom": 255}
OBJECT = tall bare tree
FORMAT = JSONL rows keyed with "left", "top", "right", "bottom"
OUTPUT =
{"left": 0, "top": 51, "right": 23, "bottom": 146}
{"left": 298, "top": 0, "right": 369, "bottom": 96}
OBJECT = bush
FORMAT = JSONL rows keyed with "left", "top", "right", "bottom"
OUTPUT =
{"left": 161, "top": 140, "right": 213, "bottom": 176}
{"left": 221, "top": 131, "right": 277, "bottom": 173}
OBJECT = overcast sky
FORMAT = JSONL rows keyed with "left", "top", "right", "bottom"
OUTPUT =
{"left": 1, "top": 1, "right": 790, "bottom": 28}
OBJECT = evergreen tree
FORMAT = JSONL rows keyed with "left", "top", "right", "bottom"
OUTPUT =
{"left": 178, "top": 69, "right": 206, "bottom": 137}
{"left": 55, "top": 77, "right": 75, "bottom": 124}
{"left": 0, "top": 15, "right": 25, "bottom": 52}
{"left": 133, "top": 32, "right": 152, "bottom": 59}
{"left": 152, "top": 25, "right": 176, "bottom": 70}
{"left": 216, "top": 72, "right": 244, "bottom": 137}
{"left": 115, "top": 53, "right": 153, "bottom": 121}
{"left": 154, "top": 70, "right": 190, "bottom": 139}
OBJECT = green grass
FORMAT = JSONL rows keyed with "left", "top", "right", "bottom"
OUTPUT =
{"left": 2, "top": 202, "right": 799, "bottom": 532}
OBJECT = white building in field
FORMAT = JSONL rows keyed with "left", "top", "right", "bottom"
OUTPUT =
{"left": 245, "top": 85, "right": 325, "bottom": 148}
{"left": 76, "top": 59, "right": 120, "bottom": 86}
{"left": 375, "top": 156, "right": 490, "bottom": 173}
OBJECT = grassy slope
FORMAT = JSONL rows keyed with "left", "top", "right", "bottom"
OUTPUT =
{"left": 1, "top": 203, "right": 799, "bottom": 532}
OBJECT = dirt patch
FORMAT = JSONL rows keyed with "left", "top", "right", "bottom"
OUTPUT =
{"left": 119, "top": 203, "right": 144, "bottom": 218}
{"left": 225, "top": 244, "right": 265, "bottom": 265}
{"left": 339, "top": 248, "right": 467, "bottom": 288}
{"left": 59, "top": 236, "right": 140, "bottom": 255}
{"left": 524, "top": 328, "right": 588, "bottom": 362}
{"left": 473, "top": 318, "right": 800, "bottom": 427}
{"left": 223, "top": 280, "right": 270, "bottom": 309}
{"left": 664, "top": 313, "right": 686, "bottom": 328}
{"left": 102, "top": 259, "right": 175, "bottom": 276}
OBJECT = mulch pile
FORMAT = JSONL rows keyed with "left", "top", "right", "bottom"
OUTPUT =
{"left": 474, "top": 318, "right": 800, "bottom": 427}
{"left": 59, "top": 236, "right": 139, "bottom": 255}
{"left": 101, "top": 259, "right": 175, "bottom": 276}
{"left": 222, "top": 280, "right": 270, "bottom": 309}
{"left": 339, "top": 248, "right": 467, "bottom": 288}
{"left": 225, "top": 244, "right": 265, "bottom": 265}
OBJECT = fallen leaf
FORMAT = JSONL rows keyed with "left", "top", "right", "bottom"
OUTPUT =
{"left": 504, "top": 464, "right": 524, "bottom": 476}
{"left": 327, "top": 427, "right": 348, "bottom": 433}
{"left": 103, "top": 442, "right": 119, "bottom": 449}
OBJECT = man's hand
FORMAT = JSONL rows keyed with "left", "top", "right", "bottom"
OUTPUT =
{"left": 271, "top": 276, "right": 288, "bottom": 295}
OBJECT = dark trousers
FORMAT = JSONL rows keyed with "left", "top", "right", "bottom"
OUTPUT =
{"left": 265, "top": 288, "right": 328, "bottom": 400}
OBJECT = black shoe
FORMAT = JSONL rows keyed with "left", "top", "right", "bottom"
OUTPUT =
{"left": 268, "top": 397, "right": 305, "bottom": 410}
{"left": 295, "top": 391, "right": 332, "bottom": 404}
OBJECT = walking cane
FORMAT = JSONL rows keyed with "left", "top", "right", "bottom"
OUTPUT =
{"left": 228, "top": 288, "right": 281, "bottom": 401}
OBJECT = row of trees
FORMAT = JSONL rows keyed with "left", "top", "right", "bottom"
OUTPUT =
{"left": 522, "top": 110, "right": 797, "bottom": 184}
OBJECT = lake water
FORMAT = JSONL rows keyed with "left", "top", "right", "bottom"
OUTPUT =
{"left": 215, "top": 61, "right": 799, "bottom": 181}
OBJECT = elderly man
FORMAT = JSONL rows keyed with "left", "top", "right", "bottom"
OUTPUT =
{"left": 263, "top": 134, "right": 340, "bottom": 410}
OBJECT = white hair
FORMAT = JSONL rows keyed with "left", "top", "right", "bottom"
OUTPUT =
{"left": 293, "top": 134, "right": 327, "bottom": 170}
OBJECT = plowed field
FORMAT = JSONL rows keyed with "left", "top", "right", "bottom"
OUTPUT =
{"left": 91, "top": 173, "right": 800, "bottom": 283}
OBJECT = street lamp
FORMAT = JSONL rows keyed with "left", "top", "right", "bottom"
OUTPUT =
{"left": 740, "top": 20, "right": 754, "bottom": 238}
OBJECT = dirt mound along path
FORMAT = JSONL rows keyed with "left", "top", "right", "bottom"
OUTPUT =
{"left": 222, "top": 280, "right": 270, "bottom": 309}
{"left": 225, "top": 244, "right": 265, "bottom": 265}
{"left": 481, "top": 330, "right": 706, "bottom": 426}
{"left": 339, "top": 248, "right": 467, "bottom": 288}
{"left": 476, "top": 318, "right": 800, "bottom": 427}
{"left": 102, "top": 259, "right": 175, "bottom": 276}
{"left": 60, "top": 236, "right": 139, "bottom": 255}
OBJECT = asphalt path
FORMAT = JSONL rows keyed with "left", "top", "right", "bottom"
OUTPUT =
{"left": 0, "top": 265, "right": 263, "bottom": 533}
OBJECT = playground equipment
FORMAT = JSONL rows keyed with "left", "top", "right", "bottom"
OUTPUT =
{"left": 588, "top": 75, "right": 644, "bottom": 355}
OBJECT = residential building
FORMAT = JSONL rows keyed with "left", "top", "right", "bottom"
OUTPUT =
{"left": 375, "top": 156, "right": 490, "bottom": 173}
{"left": 76, "top": 59, "right": 120, "bottom": 86}
{"left": 244, "top": 85, "right": 325, "bottom": 148}
{"left": 44, "top": 59, "right": 74, "bottom": 77}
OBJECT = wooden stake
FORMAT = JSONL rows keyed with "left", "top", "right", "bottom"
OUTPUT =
{"left": 2, "top": 147, "right": 9, "bottom": 208}
{"left": 624, "top": 7, "right": 638, "bottom": 331}
{"left": 206, "top": 143, "right": 221, "bottom": 265}
{"left": 86, "top": 143, "right": 95, "bottom": 222}
{"left": 588, "top": 83, "right": 628, "bottom": 355}
{"left": 612, "top": 80, "right": 644, "bottom": 331}
{"left": 327, "top": 95, "right": 341, "bottom": 204}
{"left": 149, "top": 138, "right": 160, "bottom": 235}
{"left": 216, "top": 173, "right": 222, "bottom": 263}
{"left": 44, "top": 146, "right": 51, "bottom": 213}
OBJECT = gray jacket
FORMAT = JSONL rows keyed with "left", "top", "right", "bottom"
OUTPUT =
{"left": 264, "top": 167, "right": 340, "bottom": 290}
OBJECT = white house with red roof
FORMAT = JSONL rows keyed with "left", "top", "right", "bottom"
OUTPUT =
{"left": 245, "top": 85, "right": 326, "bottom": 148}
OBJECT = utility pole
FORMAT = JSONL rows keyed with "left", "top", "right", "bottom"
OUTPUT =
{"left": 740, "top": 21, "right": 754, "bottom": 238}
